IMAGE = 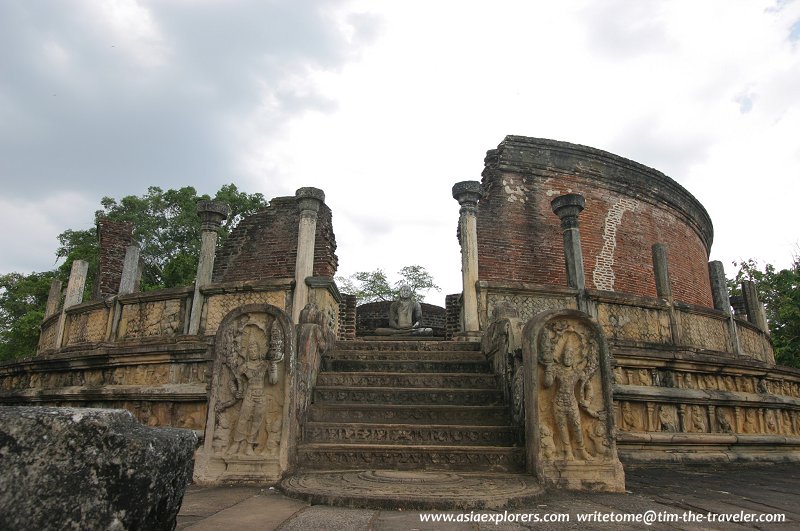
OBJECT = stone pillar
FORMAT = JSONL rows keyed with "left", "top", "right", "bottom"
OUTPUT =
{"left": 188, "top": 201, "right": 229, "bottom": 335}
{"left": 741, "top": 280, "right": 769, "bottom": 333}
{"left": 292, "top": 187, "right": 325, "bottom": 323}
{"left": 652, "top": 244, "right": 671, "bottom": 299}
{"left": 652, "top": 243, "right": 681, "bottom": 344}
{"left": 44, "top": 280, "right": 63, "bottom": 318}
{"left": 452, "top": 181, "right": 482, "bottom": 334}
{"left": 118, "top": 245, "right": 142, "bottom": 295}
{"left": 551, "top": 194, "right": 588, "bottom": 312}
{"left": 729, "top": 295, "right": 747, "bottom": 318}
{"left": 708, "top": 261, "right": 729, "bottom": 312}
{"left": 55, "top": 260, "right": 89, "bottom": 349}
{"left": 709, "top": 260, "right": 740, "bottom": 354}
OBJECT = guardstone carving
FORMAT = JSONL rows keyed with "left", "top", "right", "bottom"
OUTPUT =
{"left": 522, "top": 309, "right": 625, "bottom": 492}
{"left": 194, "top": 303, "right": 293, "bottom": 484}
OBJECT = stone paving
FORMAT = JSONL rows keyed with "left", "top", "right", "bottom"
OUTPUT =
{"left": 177, "top": 463, "right": 800, "bottom": 530}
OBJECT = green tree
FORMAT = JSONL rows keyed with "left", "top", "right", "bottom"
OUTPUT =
{"left": 1, "top": 184, "right": 267, "bottom": 360}
{"left": 0, "top": 271, "right": 58, "bottom": 360}
{"left": 729, "top": 257, "right": 800, "bottom": 368}
{"left": 57, "top": 184, "right": 267, "bottom": 291}
{"left": 337, "top": 265, "right": 440, "bottom": 303}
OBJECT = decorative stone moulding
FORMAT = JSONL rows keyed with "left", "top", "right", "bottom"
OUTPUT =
{"left": 194, "top": 303, "right": 294, "bottom": 484}
{"left": 522, "top": 309, "right": 625, "bottom": 492}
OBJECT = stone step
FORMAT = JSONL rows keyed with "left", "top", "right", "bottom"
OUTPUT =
{"left": 313, "top": 386, "right": 503, "bottom": 406}
{"left": 323, "top": 359, "right": 491, "bottom": 374}
{"left": 327, "top": 350, "right": 486, "bottom": 362}
{"left": 308, "top": 404, "right": 513, "bottom": 426}
{"left": 296, "top": 443, "right": 525, "bottom": 472}
{"left": 303, "top": 422, "right": 522, "bottom": 446}
{"left": 334, "top": 340, "right": 481, "bottom": 352}
{"left": 315, "top": 372, "right": 498, "bottom": 389}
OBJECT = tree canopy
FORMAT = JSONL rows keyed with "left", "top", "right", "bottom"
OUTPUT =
{"left": 728, "top": 257, "right": 800, "bottom": 368}
{"left": 57, "top": 184, "right": 267, "bottom": 292}
{"left": 0, "top": 184, "right": 267, "bottom": 360}
{"left": 337, "top": 265, "right": 441, "bottom": 304}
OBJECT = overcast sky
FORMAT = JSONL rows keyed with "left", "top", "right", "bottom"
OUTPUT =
{"left": 1, "top": 0, "right": 799, "bottom": 306}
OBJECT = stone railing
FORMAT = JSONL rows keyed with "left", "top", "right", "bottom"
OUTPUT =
{"left": 477, "top": 281, "right": 774, "bottom": 365}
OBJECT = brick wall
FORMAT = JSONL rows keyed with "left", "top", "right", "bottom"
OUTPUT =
{"left": 212, "top": 196, "right": 338, "bottom": 283}
{"left": 338, "top": 294, "right": 357, "bottom": 340}
{"left": 445, "top": 294, "right": 462, "bottom": 340}
{"left": 476, "top": 137, "right": 714, "bottom": 307}
{"left": 94, "top": 219, "right": 134, "bottom": 299}
{"left": 356, "top": 301, "right": 446, "bottom": 336}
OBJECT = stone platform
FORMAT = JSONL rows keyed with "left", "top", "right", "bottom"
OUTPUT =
{"left": 279, "top": 470, "right": 544, "bottom": 510}
{"left": 178, "top": 463, "right": 800, "bottom": 530}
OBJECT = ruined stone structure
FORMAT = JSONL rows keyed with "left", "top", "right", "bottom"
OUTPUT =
{"left": 1, "top": 136, "right": 798, "bottom": 499}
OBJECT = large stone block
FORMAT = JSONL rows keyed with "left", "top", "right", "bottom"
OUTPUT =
{"left": 0, "top": 406, "right": 196, "bottom": 530}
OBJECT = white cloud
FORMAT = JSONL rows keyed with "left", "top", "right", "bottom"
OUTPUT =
{"left": 1, "top": 0, "right": 799, "bottom": 305}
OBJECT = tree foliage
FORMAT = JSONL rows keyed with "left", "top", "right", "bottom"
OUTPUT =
{"left": 728, "top": 257, "right": 800, "bottom": 368}
{"left": 57, "top": 184, "right": 267, "bottom": 291}
{"left": 337, "top": 265, "right": 440, "bottom": 304}
{"left": 0, "top": 271, "right": 58, "bottom": 360}
{"left": 0, "top": 184, "right": 267, "bottom": 360}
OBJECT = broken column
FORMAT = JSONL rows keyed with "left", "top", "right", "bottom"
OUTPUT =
{"left": 452, "top": 181, "right": 482, "bottom": 335}
{"left": 741, "top": 280, "right": 769, "bottom": 333}
{"left": 118, "top": 245, "right": 142, "bottom": 295}
{"left": 652, "top": 244, "right": 681, "bottom": 344}
{"left": 292, "top": 187, "right": 325, "bottom": 323}
{"left": 709, "top": 260, "right": 740, "bottom": 354}
{"left": 44, "top": 280, "right": 63, "bottom": 319}
{"left": 54, "top": 260, "right": 89, "bottom": 349}
{"left": 188, "top": 200, "right": 229, "bottom": 335}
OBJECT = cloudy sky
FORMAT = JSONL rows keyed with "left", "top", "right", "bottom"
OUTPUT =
{"left": 1, "top": 0, "right": 799, "bottom": 306}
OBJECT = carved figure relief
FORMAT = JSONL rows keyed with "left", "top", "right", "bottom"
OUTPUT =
{"left": 523, "top": 308, "right": 624, "bottom": 491}
{"left": 716, "top": 408, "right": 734, "bottom": 433}
{"left": 482, "top": 302, "right": 524, "bottom": 425}
{"left": 658, "top": 405, "right": 678, "bottom": 432}
{"left": 539, "top": 321, "right": 597, "bottom": 460}
{"left": 295, "top": 303, "right": 334, "bottom": 432}
{"left": 198, "top": 304, "right": 293, "bottom": 480}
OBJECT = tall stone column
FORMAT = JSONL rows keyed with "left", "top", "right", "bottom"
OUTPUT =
{"left": 55, "top": 260, "right": 89, "bottom": 349}
{"left": 452, "top": 181, "right": 482, "bottom": 334}
{"left": 709, "top": 260, "right": 740, "bottom": 354}
{"left": 551, "top": 193, "right": 588, "bottom": 312}
{"left": 652, "top": 244, "right": 681, "bottom": 344}
{"left": 292, "top": 187, "right": 325, "bottom": 323}
{"left": 188, "top": 201, "right": 229, "bottom": 335}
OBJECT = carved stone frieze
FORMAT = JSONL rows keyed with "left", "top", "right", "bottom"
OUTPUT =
{"left": 194, "top": 303, "right": 294, "bottom": 484}
{"left": 597, "top": 303, "right": 671, "bottom": 344}
{"left": 486, "top": 293, "right": 576, "bottom": 326}
{"left": 203, "top": 292, "right": 285, "bottom": 336}
{"left": 118, "top": 300, "right": 184, "bottom": 339}
{"left": 678, "top": 311, "right": 729, "bottom": 352}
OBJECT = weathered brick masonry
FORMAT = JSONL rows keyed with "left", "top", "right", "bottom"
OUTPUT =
{"left": 212, "top": 197, "right": 338, "bottom": 283}
{"left": 477, "top": 137, "right": 714, "bottom": 307}
{"left": 94, "top": 219, "right": 134, "bottom": 299}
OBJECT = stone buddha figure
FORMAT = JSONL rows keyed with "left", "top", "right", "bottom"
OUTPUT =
{"left": 375, "top": 284, "right": 433, "bottom": 336}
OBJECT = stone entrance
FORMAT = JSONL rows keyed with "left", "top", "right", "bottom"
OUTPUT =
{"left": 281, "top": 337, "right": 543, "bottom": 508}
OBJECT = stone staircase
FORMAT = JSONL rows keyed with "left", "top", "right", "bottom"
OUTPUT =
{"left": 296, "top": 339, "right": 524, "bottom": 472}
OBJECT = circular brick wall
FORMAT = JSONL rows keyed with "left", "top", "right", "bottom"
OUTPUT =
{"left": 356, "top": 301, "right": 446, "bottom": 337}
{"left": 477, "top": 137, "right": 714, "bottom": 306}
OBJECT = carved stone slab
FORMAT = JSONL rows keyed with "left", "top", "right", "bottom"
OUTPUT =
{"left": 522, "top": 309, "right": 625, "bottom": 492}
{"left": 194, "top": 304, "right": 294, "bottom": 484}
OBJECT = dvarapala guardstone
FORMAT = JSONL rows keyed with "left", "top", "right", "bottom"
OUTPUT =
{"left": 0, "top": 406, "right": 197, "bottom": 530}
